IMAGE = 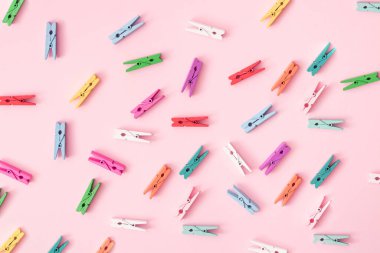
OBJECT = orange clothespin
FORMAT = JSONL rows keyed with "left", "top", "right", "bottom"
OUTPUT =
{"left": 144, "top": 165, "right": 171, "bottom": 199}
{"left": 274, "top": 174, "right": 302, "bottom": 206}
{"left": 271, "top": 61, "right": 298, "bottom": 95}
{"left": 97, "top": 238, "right": 114, "bottom": 253}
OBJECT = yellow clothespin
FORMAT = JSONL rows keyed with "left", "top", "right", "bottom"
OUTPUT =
{"left": 70, "top": 74, "right": 100, "bottom": 108}
{"left": 0, "top": 228, "right": 24, "bottom": 253}
{"left": 261, "top": 0, "right": 290, "bottom": 27}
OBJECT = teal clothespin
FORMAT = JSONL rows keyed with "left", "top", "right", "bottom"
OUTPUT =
{"left": 311, "top": 155, "right": 340, "bottom": 188}
{"left": 182, "top": 225, "right": 218, "bottom": 236}
{"left": 179, "top": 146, "right": 209, "bottom": 179}
{"left": 49, "top": 236, "right": 69, "bottom": 253}
{"left": 308, "top": 119, "right": 343, "bottom": 131}
{"left": 76, "top": 179, "right": 101, "bottom": 214}
{"left": 341, "top": 72, "right": 380, "bottom": 91}
{"left": 307, "top": 43, "right": 336, "bottom": 76}
{"left": 313, "top": 234, "right": 349, "bottom": 246}
{"left": 123, "top": 53, "right": 163, "bottom": 72}
{"left": 2, "top": 0, "right": 25, "bottom": 26}
{"left": 0, "top": 189, "right": 7, "bottom": 208}
{"left": 357, "top": 2, "right": 380, "bottom": 12}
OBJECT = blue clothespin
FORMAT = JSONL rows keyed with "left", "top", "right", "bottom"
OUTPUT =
{"left": 54, "top": 122, "right": 66, "bottom": 160}
{"left": 49, "top": 236, "right": 69, "bottom": 253}
{"left": 109, "top": 16, "right": 144, "bottom": 44}
{"left": 311, "top": 155, "right": 340, "bottom": 188}
{"left": 182, "top": 225, "right": 218, "bottom": 236}
{"left": 241, "top": 104, "right": 276, "bottom": 133}
{"left": 227, "top": 185, "right": 259, "bottom": 214}
{"left": 45, "top": 22, "right": 57, "bottom": 59}
{"left": 313, "top": 234, "right": 349, "bottom": 246}
{"left": 179, "top": 146, "right": 209, "bottom": 179}
{"left": 308, "top": 119, "right": 343, "bottom": 131}
{"left": 357, "top": 2, "right": 380, "bottom": 12}
{"left": 307, "top": 43, "right": 336, "bottom": 76}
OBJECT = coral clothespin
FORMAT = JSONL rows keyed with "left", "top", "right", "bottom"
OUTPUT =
{"left": 2, "top": 0, "right": 24, "bottom": 26}
{"left": 123, "top": 53, "right": 163, "bottom": 72}
{"left": 341, "top": 72, "right": 380, "bottom": 91}
{"left": 45, "top": 22, "right": 57, "bottom": 59}
{"left": 0, "top": 228, "right": 24, "bottom": 253}
{"left": 177, "top": 187, "right": 200, "bottom": 219}
{"left": 261, "top": 0, "right": 291, "bottom": 27}
{"left": 0, "top": 95, "right": 35, "bottom": 105}
{"left": 179, "top": 146, "right": 209, "bottom": 179}
{"left": 307, "top": 43, "right": 336, "bottom": 76}
{"left": 0, "top": 160, "right": 32, "bottom": 185}
{"left": 109, "top": 16, "right": 144, "bottom": 44}
{"left": 228, "top": 60, "right": 265, "bottom": 85}
{"left": 144, "top": 165, "right": 171, "bottom": 199}
{"left": 259, "top": 142, "right": 290, "bottom": 175}
{"left": 54, "top": 122, "right": 66, "bottom": 160}
{"left": 76, "top": 179, "right": 101, "bottom": 214}
{"left": 97, "top": 238, "right": 114, "bottom": 253}
{"left": 171, "top": 116, "right": 208, "bottom": 127}
{"left": 308, "top": 196, "right": 331, "bottom": 229}
{"left": 70, "top": 74, "right": 100, "bottom": 108}
{"left": 182, "top": 58, "right": 202, "bottom": 97}
{"left": 311, "top": 155, "right": 340, "bottom": 188}
{"left": 0, "top": 188, "right": 8, "bottom": 209}
{"left": 272, "top": 61, "right": 298, "bottom": 95}
{"left": 48, "top": 236, "right": 69, "bottom": 253}
{"left": 275, "top": 174, "right": 302, "bottom": 206}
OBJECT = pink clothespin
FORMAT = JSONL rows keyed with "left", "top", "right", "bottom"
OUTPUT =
{"left": 303, "top": 82, "right": 326, "bottom": 113}
{"left": 131, "top": 89, "right": 165, "bottom": 118}
{"left": 176, "top": 187, "right": 200, "bottom": 220}
{"left": 259, "top": 142, "right": 290, "bottom": 175}
{"left": 308, "top": 196, "right": 330, "bottom": 229}
{"left": 0, "top": 160, "right": 32, "bottom": 185}
{"left": 181, "top": 58, "right": 202, "bottom": 97}
{"left": 88, "top": 151, "right": 126, "bottom": 175}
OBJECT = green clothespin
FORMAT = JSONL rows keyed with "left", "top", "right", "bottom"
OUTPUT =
{"left": 0, "top": 189, "right": 7, "bottom": 208}
{"left": 76, "top": 179, "right": 101, "bottom": 215}
{"left": 2, "top": 0, "right": 25, "bottom": 26}
{"left": 179, "top": 145, "right": 209, "bottom": 179}
{"left": 123, "top": 53, "right": 163, "bottom": 72}
{"left": 341, "top": 72, "right": 380, "bottom": 91}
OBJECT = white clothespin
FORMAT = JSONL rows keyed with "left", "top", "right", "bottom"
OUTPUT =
{"left": 249, "top": 240, "right": 287, "bottom": 253}
{"left": 110, "top": 218, "right": 147, "bottom": 232}
{"left": 308, "top": 196, "right": 330, "bottom": 229}
{"left": 369, "top": 173, "right": 380, "bottom": 184}
{"left": 186, "top": 21, "right": 225, "bottom": 40}
{"left": 223, "top": 142, "right": 252, "bottom": 175}
{"left": 113, "top": 129, "right": 152, "bottom": 143}
{"left": 176, "top": 187, "right": 200, "bottom": 220}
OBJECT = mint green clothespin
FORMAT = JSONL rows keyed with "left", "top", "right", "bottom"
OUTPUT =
{"left": 76, "top": 179, "right": 101, "bottom": 215}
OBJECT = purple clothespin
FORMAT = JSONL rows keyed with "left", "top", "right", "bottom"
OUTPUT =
{"left": 259, "top": 142, "right": 290, "bottom": 175}
{"left": 131, "top": 89, "right": 165, "bottom": 118}
{"left": 0, "top": 160, "right": 32, "bottom": 185}
{"left": 181, "top": 58, "right": 202, "bottom": 97}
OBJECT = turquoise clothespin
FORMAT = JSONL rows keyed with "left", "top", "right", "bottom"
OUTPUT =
{"left": 308, "top": 119, "right": 343, "bottom": 131}
{"left": 123, "top": 53, "right": 163, "bottom": 72}
{"left": 182, "top": 225, "right": 218, "bottom": 236}
{"left": 0, "top": 189, "right": 7, "bottom": 208}
{"left": 49, "top": 236, "right": 69, "bottom": 253}
{"left": 357, "top": 2, "right": 380, "bottom": 12}
{"left": 313, "top": 234, "right": 349, "bottom": 246}
{"left": 76, "top": 179, "right": 101, "bottom": 214}
{"left": 179, "top": 146, "right": 209, "bottom": 179}
{"left": 307, "top": 43, "right": 336, "bottom": 76}
{"left": 311, "top": 155, "right": 340, "bottom": 188}
{"left": 2, "top": 0, "right": 25, "bottom": 26}
{"left": 341, "top": 72, "right": 380, "bottom": 91}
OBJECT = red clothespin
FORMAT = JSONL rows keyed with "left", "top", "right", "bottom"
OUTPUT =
{"left": 228, "top": 60, "right": 265, "bottom": 85}
{"left": 0, "top": 95, "right": 36, "bottom": 105}
{"left": 171, "top": 116, "right": 208, "bottom": 127}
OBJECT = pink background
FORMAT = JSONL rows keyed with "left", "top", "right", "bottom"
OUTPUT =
{"left": 0, "top": 0, "right": 379, "bottom": 252}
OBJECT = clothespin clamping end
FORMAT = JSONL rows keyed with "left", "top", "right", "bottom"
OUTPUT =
{"left": 109, "top": 16, "right": 144, "bottom": 44}
{"left": 182, "top": 225, "right": 218, "bottom": 236}
{"left": 274, "top": 174, "right": 302, "bottom": 206}
{"left": 261, "top": 0, "right": 291, "bottom": 27}
{"left": 76, "top": 179, "right": 101, "bottom": 214}
{"left": 272, "top": 61, "right": 298, "bottom": 95}
{"left": 113, "top": 129, "right": 152, "bottom": 143}
{"left": 228, "top": 60, "right": 265, "bottom": 85}
{"left": 369, "top": 173, "right": 380, "bottom": 184}
{"left": 45, "top": 22, "right": 57, "bottom": 59}
{"left": 48, "top": 236, "right": 69, "bottom": 253}
{"left": 0, "top": 228, "right": 24, "bottom": 253}
{"left": 144, "top": 165, "right": 171, "bottom": 199}
{"left": 223, "top": 142, "right": 252, "bottom": 175}
{"left": 97, "top": 238, "right": 114, "bottom": 253}
{"left": 123, "top": 53, "right": 163, "bottom": 72}
{"left": 172, "top": 116, "right": 208, "bottom": 127}
{"left": 0, "top": 95, "right": 36, "bottom": 106}
{"left": 70, "top": 74, "right": 100, "bottom": 108}
{"left": 0, "top": 160, "right": 32, "bottom": 185}
{"left": 2, "top": 0, "right": 25, "bottom": 26}
{"left": 313, "top": 234, "right": 349, "bottom": 246}
{"left": 130, "top": 89, "right": 165, "bottom": 118}
{"left": 227, "top": 185, "right": 259, "bottom": 214}
{"left": 186, "top": 21, "right": 225, "bottom": 40}
{"left": 259, "top": 142, "right": 290, "bottom": 175}
{"left": 249, "top": 240, "right": 287, "bottom": 253}
{"left": 0, "top": 188, "right": 8, "bottom": 208}
{"left": 89, "top": 151, "right": 126, "bottom": 175}
{"left": 307, "top": 43, "right": 336, "bottom": 76}
{"left": 179, "top": 146, "right": 209, "bottom": 179}
{"left": 357, "top": 2, "right": 380, "bottom": 12}
{"left": 308, "top": 196, "right": 331, "bottom": 229}
{"left": 111, "top": 218, "right": 147, "bottom": 232}
{"left": 303, "top": 82, "right": 327, "bottom": 113}
{"left": 311, "top": 155, "right": 340, "bottom": 188}
{"left": 308, "top": 119, "right": 343, "bottom": 131}
{"left": 241, "top": 104, "right": 277, "bottom": 133}
{"left": 341, "top": 72, "right": 380, "bottom": 91}
{"left": 54, "top": 122, "right": 66, "bottom": 160}
{"left": 181, "top": 58, "right": 203, "bottom": 97}
{"left": 177, "top": 187, "right": 200, "bottom": 219}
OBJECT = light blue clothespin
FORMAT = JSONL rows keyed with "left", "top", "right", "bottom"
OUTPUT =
{"left": 227, "top": 185, "right": 259, "bottom": 214}
{"left": 311, "top": 155, "right": 340, "bottom": 188}
{"left": 357, "top": 2, "right": 380, "bottom": 12}
{"left": 313, "top": 234, "right": 349, "bottom": 246}
{"left": 54, "top": 122, "right": 66, "bottom": 160}
{"left": 109, "top": 16, "right": 144, "bottom": 44}
{"left": 182, "top": 225, "right": 218, "bottom": 236}
{"left": 241, "top": 104, "right": 276, "bottom": 133}
{"left": 45, "top": 22, "right": 57, "bottom": 59}
{"left": 179, "top": 146, "right": 209, "bottom": 179}
{"left": 308, "top": 119, "right": 343, "bottom": 131}
{"left": 307, "top": 43, "right": 336, "bottom": 76}
{"left": 49, "top": 236, "right": 69, "bottom": 253}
